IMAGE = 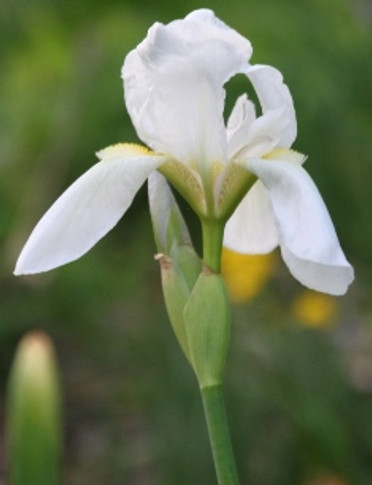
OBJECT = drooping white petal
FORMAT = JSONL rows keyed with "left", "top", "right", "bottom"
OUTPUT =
{"left": 245, "top": 155, "right": 354, "bottom": 295}
{"left": 245, "top": 64, "right": 297, "bottom": 148}
{"left": 122, "top": 9, "right": 252, "bottom": 166}
{"left": 223, "top": 180, "right": 278, "bottom": 254}
{"left": 15, "top": 146, "right": 165, "bottom": 275}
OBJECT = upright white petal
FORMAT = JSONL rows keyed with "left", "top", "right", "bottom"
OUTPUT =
{"left": 246, "top": 64, "right": 297, "bottom": 148}
{"left": 245, "top": 156, "right": 354, "bottom": 295}
{"left": 228, "top": 104, "right": 290, "bottom": 160}
{"left": 122, "top": 9, "right": 252, "bottom": 166}
{"left": 227, "top": 94, "right": 257, "bottom": 158}
{"left": 227, "top": 94, "right": 256, "bottom": 136}
{"left": 15, "top": 146, "right": 165, "bottom": 275}
{"left": 223, "top": 180, "right": 278, "bottom": 254}
{"left": 226, "top": 65, "right": 297, "bottom": 160}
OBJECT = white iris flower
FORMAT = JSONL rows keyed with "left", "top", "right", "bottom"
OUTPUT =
{"left": 15, "top": 9, "right": 354, "bottom": 295}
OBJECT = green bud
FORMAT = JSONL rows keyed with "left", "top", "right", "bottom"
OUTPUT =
{"left": 157, "top": 241, "right": 202, "bottom": 362}
{"left": 6, "top": 331, "right": 62, "bottom": 485}
{"left": 157, "top": 254, "right": 192, "bottom": 360}
{"left": 169, "top": 243, "right": 202, "bottom": 291}
{"left": 184, "top": 267, "right": 231, "bottom": 388}
{"left": 149, "top": 170, "right": 203, "bottom": 361}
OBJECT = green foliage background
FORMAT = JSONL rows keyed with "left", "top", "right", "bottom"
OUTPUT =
{"left": 1, "top": 0, "right": 372, "bottom": 483}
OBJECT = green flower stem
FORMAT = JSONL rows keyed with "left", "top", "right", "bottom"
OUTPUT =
{"left": 201, "top": 385, "right": 240, "bottom": 485}
{"left": 201, "top": 219, "right": 225, "bottom": 273}
{"left": 199, "top": 218, "right": 239, "bottom": 484}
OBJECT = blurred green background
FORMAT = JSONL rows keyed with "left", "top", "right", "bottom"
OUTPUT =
{"left": 1, "top": 0, "right": 372, "bottom": 484}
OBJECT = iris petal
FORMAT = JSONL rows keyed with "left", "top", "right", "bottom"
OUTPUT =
{"left": 122, "top": 9, "right": 252, "bottom": 166}
{"left": 15, "top": 147, "right": 165, "bottom": 274}
{"left": 246, "top": 64, "right": 297, "bottom": 148}
{"left": 223, "top": 180, "right": 279, "bottom": 254}
{"left": 227, "top": 65, "right": 297, "bottom": 160}
{"left": 245, "top": 155, "right": 354, "bottom": 295}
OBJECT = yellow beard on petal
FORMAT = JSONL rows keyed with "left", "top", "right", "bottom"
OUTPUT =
{"left": 96, "top": 143, "right": 155, "bottom": 160}
{"left": 263, "top": 147, "right": 306, "bottom": 164}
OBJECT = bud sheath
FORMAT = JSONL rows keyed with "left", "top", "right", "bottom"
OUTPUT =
{"left": 184, "top": 267, "right": 231, "bottom": 388}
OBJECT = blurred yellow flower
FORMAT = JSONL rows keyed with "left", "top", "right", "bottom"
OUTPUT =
{"left": 292, "top": 290, "right": 338, "bottom": 328}
{"left": 304, "top": 473, "right": 349, "bottom": 485}
{"left": 221, "top": 248, "right": 276, "bottom": 303}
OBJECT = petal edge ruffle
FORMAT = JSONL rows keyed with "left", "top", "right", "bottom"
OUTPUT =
{"left": 122, "top": 9, "right": 252, "bottom": 166}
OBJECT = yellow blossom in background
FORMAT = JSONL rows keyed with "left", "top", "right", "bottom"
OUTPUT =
{"left": 292, "top": 290, "right": 338, "bottom": 328}
{"left": 221, "top": 248, "right": 276, "bottom": 303}
{"left": 304, "top": 473, "right": 349, "bottom": 485}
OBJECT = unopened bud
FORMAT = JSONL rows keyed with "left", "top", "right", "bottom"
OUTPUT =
{"left": 157, "top": 245, "right": 201, "bottom": 362}
{"left": 150, "top": 170, "right": 203, "bottom": 361}
{"left": 184, "top": 267, "right": 231, "bottom": 388}
{"left": 6, "top": 331, "right": 62, "bottom": 485}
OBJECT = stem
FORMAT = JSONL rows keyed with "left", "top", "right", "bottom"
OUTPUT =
{"left": 201, "top": 219, "right": 224, "bottom": 273}
{"left": 200, "top": 216, "right": 239, "bottom": 484}
{"left": 201, "top": 385, "right": 240, "bottom": 485}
